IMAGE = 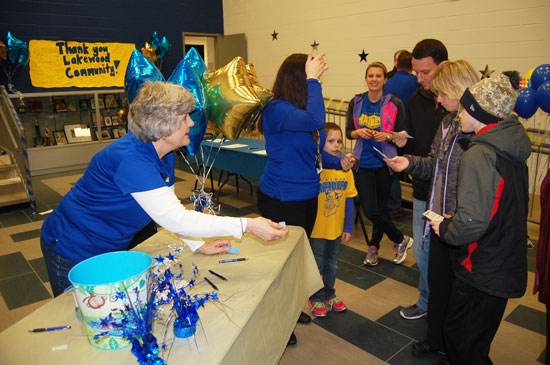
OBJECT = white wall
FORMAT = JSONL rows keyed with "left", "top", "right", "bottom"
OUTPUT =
{"left": 223, "top": 0, "right": 549, "bottom": 103}
{"left": 223, "top": 0, "right": 550, "bottom": 208}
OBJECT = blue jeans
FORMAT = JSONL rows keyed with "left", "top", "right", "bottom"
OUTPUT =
{"left": 413, "top": 198, "right": 430, "bottom": 311}
{"left": 41, "top": 236, "right": 77, "bottom": 297}
{"left": 309, "top": 236, "right": 342, "bottom": 302}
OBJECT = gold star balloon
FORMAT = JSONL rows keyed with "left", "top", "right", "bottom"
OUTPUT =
{"left": 140, "top": 42, "right": 157, "bottom": 64}
{"left": 245, "top": 63, "right": 273, "bottom": 106}
{"left": 205, "top": 57, "right": 261, "bottom": 141}
{"left": 0, "top": 41, "right": 6, "bottom": 61}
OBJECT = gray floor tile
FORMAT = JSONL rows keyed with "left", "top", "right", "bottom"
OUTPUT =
{"left": 0, "top": 272, "right": 52, "bottom": 309}
{"left": 376, "top": 306, "right": 427, "bottom": 342}
{"left": 388, "top": 342, "right": 445, "bottom": 365}
{"left": 313, "top": 308, "right": 412, "bottom": 361}
{"left": 336, "top": 260, "right": 386, "bottom": 290}
{"left": 0, "top": 209, "right": 32, "bottom": 228}
{"left": 29, "top": 257, "right": 49, "bottom": 283}
{"left": 504, "top": 304, "right": 546, "bottom": 335}
{"left": 10, "top": 229, "right": 42, "bottom": 242}
{"left": 0, "top": 252, "right": 33, "bottom": 279}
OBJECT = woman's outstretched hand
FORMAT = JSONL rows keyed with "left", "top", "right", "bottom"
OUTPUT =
{"left": 306, "top": 53, "right": 328, "bottom": 80}
{"left": 246, "top": 217, "right": 289, "bottom": 241}
{"left": 197, "top": 239, "right": 231, "bottom": 255}
{"left": 384, "top": 156, "right": 410, "bottom": 172}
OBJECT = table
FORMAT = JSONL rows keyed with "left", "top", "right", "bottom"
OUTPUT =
{"left": 193, "top": 137, "right": 267, "bottom": 195}
{"left": 0, "top": 226, "right": 322, "bottom": 364}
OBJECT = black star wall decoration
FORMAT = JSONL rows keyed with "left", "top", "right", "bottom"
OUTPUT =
{"left": 479, "top": 64, "right": 495, "bottom": 79}
{"left": 358, "top": 50, "right": 368, "bottom": 62}
{"left": 311, "top": 40, "right": 319, "bottom": 51}
{"left": 271, "top": 30, "right": 278, "bottom": 41}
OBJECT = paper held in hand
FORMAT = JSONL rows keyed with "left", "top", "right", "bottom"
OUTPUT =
{"left": 372, "top": 146, "right": 389, "bottom": 159}
{"left": 423, "top": 210, "right": 445, "bottom": 221}
{"left": 384, "top": 129, "right": 414, "bottom": 139}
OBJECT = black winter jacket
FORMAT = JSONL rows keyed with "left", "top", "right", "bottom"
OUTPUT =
{"left": 404, "top": 87, "right": 448, "bottom": 201}
{"left": 439, "top": 115, "right": 531, "bottom": 298}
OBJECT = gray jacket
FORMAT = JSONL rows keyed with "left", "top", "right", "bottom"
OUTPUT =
{"left": 404, "top": 111, "right": 470, "bottom": 216}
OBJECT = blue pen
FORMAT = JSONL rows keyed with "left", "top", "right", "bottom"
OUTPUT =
{"left": 29, "top": 325, "right": 71, "bottom": 333}
{"left": 219, "top": 258, "right": 247, "bottom": 263}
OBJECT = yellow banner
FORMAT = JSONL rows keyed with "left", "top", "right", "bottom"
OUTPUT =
{"left": 29, "top": 40, "right": 135, "bottom": 88}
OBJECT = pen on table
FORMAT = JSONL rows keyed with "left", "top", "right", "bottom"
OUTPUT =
{"left": 219, "top": 258, "right": 247, "bottom": 263}
{"left": 204, "top": 277, "right": 219, "bottom": 291}
{"left": 29, "top": 325, "right": 71, "bottom": 333}
{"left": 209, "top": 269, "right": 227, "bottom": 281}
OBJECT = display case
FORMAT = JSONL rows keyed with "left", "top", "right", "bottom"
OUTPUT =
{"left": 8, "top": 89, "right": 128, "bottom": 175}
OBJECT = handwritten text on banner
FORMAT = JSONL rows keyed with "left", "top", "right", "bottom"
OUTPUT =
{"left": 29, "top": 40, "right": 135, "bottom": 88}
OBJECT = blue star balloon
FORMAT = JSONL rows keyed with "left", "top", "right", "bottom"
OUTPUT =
{"left": 167, "top": 47, "right": 208, "bottom": 156}
{"left": 124, "top": 49, "right": 165, "bottom": 104}
{"left": 6, "top": 32, "right": 29, "bottom": 66}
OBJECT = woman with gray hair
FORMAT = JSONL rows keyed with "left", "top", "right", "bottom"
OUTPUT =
{"left": 41, "top": 81, "right": 288, "bottom": 297}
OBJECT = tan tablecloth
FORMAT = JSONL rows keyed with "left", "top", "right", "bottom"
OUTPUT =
{"left": 0, "top": 226, "right": 322, "bottom": 364}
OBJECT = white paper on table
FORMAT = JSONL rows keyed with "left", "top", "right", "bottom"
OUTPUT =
{"left": 204, "top": 138, "right": 223, "bottom": 143}
{"left": 252, "top": 150, "right": 267, "bottom": 155}
{"left": 222, "top": 143, "right": 248, "bottom": 149}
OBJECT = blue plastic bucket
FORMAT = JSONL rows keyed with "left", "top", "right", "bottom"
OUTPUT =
{"left": 68, "top": 251, "right": 153, "bottom": 350}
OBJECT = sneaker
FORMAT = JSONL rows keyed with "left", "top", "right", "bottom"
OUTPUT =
{"left": 363, "top": 246, "right": 379, "bottom": 266}
{"left": 393, "top": 235, "right": 413, "bottom": 264}
{"left": 400, "top": 304, "right": 427, "bottom": 320}
{"left": 309, "top": 300, "right": 327, "bottom": 317}
{"left": 324, "top": 296, "right": 347, "bottom": 312}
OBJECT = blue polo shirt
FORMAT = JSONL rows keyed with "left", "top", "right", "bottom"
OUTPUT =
{"left": 41, "top": 131, "right": 175, "bottom": 263}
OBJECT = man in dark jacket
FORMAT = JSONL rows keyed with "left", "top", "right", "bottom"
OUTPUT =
{"left": 400, "top": 39, "right": 448, "bottom": 326}
{"left": 431, "top": 72, "right": 530, "bottom": 364}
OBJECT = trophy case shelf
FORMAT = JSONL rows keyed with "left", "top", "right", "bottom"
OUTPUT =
{"left": 9, "top": 89, "right": 127, "bottom": 175}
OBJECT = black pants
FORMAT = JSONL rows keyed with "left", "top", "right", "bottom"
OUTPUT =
{"left": 426, "top": 232, "right": 458, "bottom": 350}
{"left": 355, "top": 166, "right": 404, "bottom": 248}
{"left": 444, "top": 277, "right": 507, "bottom": 365}
{"left": 257, "top": 188, "right": 318, "bottom": 238}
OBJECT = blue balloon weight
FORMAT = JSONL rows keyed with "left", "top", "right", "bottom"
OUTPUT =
{"left": 514, "top": 87, "right": 538, "bottom": 119}
{"left": 531, "top": 64, "right": 550, "bottom": 91}
{"left": 167, "top": 48, "right": 208, "bottom": 156}
{"left": 6, "top": 31, "right": 29, "bottom": 66}
{"left": 536, "top": 80, "right": 550, "bottom": 113}
{"left": 124, "top": 49, "right": 165, "bottom": 104}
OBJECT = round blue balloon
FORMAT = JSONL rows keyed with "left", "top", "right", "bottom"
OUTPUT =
{"left": 124, "top": 49, "right": 165, "bottom": 104}
{"left": 531, "top": 64, "right": 550, "bottom": 90}
{"left": 514, "top": 87, "right": 538, "bottom": 119}
{"left": 536, "top": 80, "right": 550, "bottom": 113}
{"left": 167, "top": 47, "right": 208, "bottom": 156}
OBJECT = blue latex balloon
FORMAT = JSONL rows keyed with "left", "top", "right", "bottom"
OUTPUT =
{"left": 531, "top": 64, "right": 550, "bottom": 90}
{"left": 6, "top": 32, "right": 29, "bottom": 66}
{"left": 124, "top": 49, "right": 165, "bottom": 104}
{"left": 514, "top": 87, "right": 538, "bottom": 119}
{"left": 167, "top": 47, "right": 208, "bottom": 156}
{"left": 536, "top": 80, "right": 550, "bottom": 113}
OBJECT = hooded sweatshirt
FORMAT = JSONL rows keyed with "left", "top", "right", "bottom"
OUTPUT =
{"left": 439, "top": 115, "right": 531, "bottom": 298}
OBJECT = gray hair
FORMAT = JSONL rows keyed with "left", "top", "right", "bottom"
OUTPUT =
{"left": 128, "top": 81, "right": 196, "bottom": 142}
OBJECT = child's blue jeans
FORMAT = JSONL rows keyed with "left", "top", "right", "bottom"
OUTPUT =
{"left": 309, "top": 236, "right": 342, "bottom": 302}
